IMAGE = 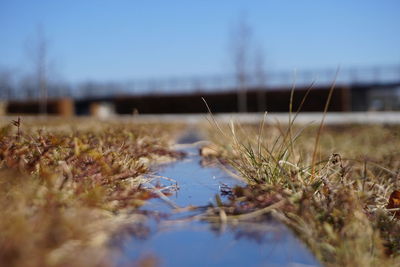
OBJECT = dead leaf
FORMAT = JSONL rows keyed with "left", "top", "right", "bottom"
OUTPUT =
{"left": 199, "top": 143, "right": 219, "bottom": 157}
{"left": 387, "top": 190, "right": 400, "bottom": 217}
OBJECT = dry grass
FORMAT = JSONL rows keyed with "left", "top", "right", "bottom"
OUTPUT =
{"left": 0, "top": 117, "right": 183, "bottom": 267}
{"left": 204, "top": 120, "right": 400, "bottom": 266}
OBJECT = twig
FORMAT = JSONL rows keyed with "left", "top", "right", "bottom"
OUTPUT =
{"left": 145, "top": 182, "right": 180, "bottom": 209}
{"left": 202, "top": 199, "right": 285, "bottom": 222}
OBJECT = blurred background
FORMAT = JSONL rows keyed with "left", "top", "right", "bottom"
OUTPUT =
{"left": 0, "top": 0, "right": 399, "bottom": 116}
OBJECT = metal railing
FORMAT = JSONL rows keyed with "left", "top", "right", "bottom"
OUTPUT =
{"left": 2, "top": 64, "right": 400, "bottom": 100}
{"left": 91, "top": 64, "right": 400, "bottom": 98}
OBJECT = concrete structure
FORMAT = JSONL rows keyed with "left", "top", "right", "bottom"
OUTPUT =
{"left": 6, "top": 98, "right": 74, "bottom": 116}
{"left": 2, "top": 65, "right": 400, "bottom": 115}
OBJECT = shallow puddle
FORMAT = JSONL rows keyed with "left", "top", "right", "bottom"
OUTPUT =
{"left": 119, "top": 131, "right": 320, "bottom": 266}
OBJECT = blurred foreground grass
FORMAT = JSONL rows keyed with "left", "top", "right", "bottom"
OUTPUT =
{"left": 0, "top": 117, "right": 183, "bottom": 267}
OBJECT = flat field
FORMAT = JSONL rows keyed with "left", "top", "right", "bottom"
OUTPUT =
{"left": 0, "top": 116, "right": 399, "bottom": 267}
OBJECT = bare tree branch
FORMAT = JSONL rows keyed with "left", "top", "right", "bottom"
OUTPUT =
{"left": 26, "top": 25, "right": 49, "bottom": 114}
{"left": 230, "top": 15, "right": 252, "bottom": 113}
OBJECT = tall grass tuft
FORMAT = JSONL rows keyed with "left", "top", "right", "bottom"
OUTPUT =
{"left": 204, "top": 111, "right": 400, "bottom": 266}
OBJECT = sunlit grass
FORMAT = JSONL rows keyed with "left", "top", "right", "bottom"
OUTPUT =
{"left": 204, "top": 120, "right": 400, "bottom": 266}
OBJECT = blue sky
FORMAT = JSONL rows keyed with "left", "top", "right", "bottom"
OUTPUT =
{"left": 0, "top": 0, "right": 399, "bottom": 82}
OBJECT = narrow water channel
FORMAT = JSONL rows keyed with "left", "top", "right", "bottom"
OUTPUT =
{"left": 119, "top": 131, "right": 320, "bottom": 266}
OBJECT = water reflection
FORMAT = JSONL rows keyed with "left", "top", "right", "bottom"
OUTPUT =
{"left": 120, "top": 219, "right": 318, "bottom": 267}
{"left": 208, "top": 221, "right": 284, "bottom": 245}
{"left": 118, "top": 131, "right": 319, "bottom": 266}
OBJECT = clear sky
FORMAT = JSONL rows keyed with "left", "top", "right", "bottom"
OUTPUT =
{"left": 0, "top": 0, "right": 399, "bottom": 82}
